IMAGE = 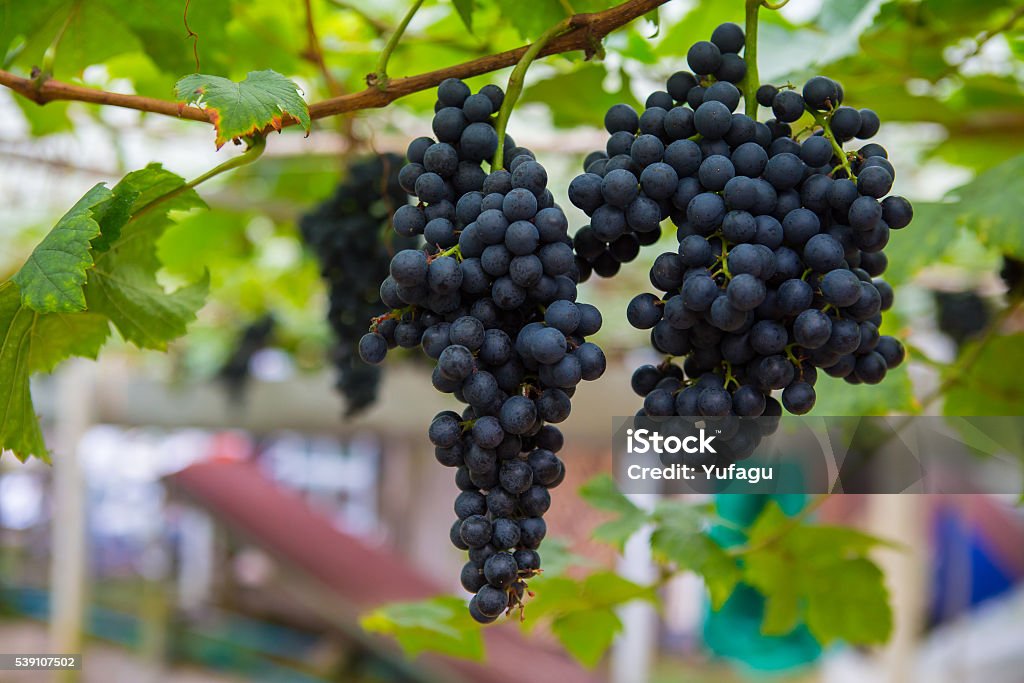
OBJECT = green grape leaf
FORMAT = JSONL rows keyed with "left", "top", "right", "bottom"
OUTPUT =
{"left": 0, "top": 282, "right": 109, "bottom": 462}
{"left": 579, "top": 473, "right": 640, "bottom": 514}
{"left": 361, "top": 596, "right": 484, "bottom": 660}
{"left": 1, "top": 0, "right": 230, "bottom": 79}
{"left": 739, "top": 502, "right": 892, "bottom": 645}
{"left": 578, "top": 473, "right": 648, "bottom": 550}
{"left": 523, "top": 64, "right": 640, "bottom": 129}
{"left": 649, "top": 502, "right": 740, "bottom": 609}
{"left": 878, "top": 203, "right": 959, "bottom": 285}
{"left": 534, "top": 537, "right": 593, "bottom": 577}
{"left": 529, "top": 570, "right": 656, "bottom": 667}
{"left": 111, "top": 0, "right": 231, "bottom": 76}
{"left": 10, "top": 172, "right": 141, "bottom": 314}
{"left": 85, "top": 164, "right": 210, "bottom": 350}
{"left": 494, "top": 0, "right": 566, "bottom": 40}
{"left": 804, "top": 557, "right": 889, "bottom": 645}
{"left": 944, "top": 334, "right": 1024, "bottom": 415}
{"left": 175, "top": 70, "right": 310, "bottom": 149}
{"left": 813, "top": 364, "right": 915, "bottom": 416}
{"left": 12, "top": 184, "right": 112, "bottom": 313}
{"left": 494, "top": 0, "right": 617, "bottom": 40}
{"left": 945, "top": 153, "right": 1024, "bottom": 259}
{"left": 451, "top": 0, "right": 475, "bottom": 32}
{"left": 28, "top": 311, "right": 111, "bottom": 374}
{"left": 550, "top": 609, "right": 622, "bottom": 668}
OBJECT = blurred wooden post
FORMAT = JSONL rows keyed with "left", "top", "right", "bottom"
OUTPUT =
{"left": 49, "top": 360, "right": 95, "bottom": 683}
{"left": 866, "top": 494, "right": 929, "bottom": 682}
{"left": 610, "top": 493, "right": 659, "bottom": 683}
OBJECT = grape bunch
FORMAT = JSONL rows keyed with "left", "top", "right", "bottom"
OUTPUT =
{"left": 1001, "top": 255, "right": 1024, "bottom": 297}
{"left": 300, "top": 154, "right": 414, "bottom": 415}
{"left": 571, "top": 22, "right": 910, "bottom": 446}
{"left": 934, "top": 291, "right": 989, "bottom": 349}
{"left": 358, "top": 79, "right": 607, "bottom": 623}
{"left": 570, "top": 22, "right": 751, "bottom": 278}
{"left": 218, "top": 315, "right": 276, "bottom": 399}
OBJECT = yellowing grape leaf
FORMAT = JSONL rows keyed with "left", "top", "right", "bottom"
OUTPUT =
{"left": 175, "top": 70, "right": 310, "bottom": 149}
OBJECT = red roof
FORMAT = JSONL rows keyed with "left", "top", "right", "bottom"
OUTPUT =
{"left": 168, "top": 460, "right": 604, "bottom": 683}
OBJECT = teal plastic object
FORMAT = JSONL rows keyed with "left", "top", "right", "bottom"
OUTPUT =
{"left": 702, "top": 494, "right": 823, "bottom": 671}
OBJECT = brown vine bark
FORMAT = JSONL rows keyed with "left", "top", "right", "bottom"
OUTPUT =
{"left": 0, "top": 0, "right": 668, "bottom": 133}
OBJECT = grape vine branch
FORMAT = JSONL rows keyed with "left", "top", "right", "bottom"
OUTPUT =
{"left": 0, "top": 0, "right": 668, "bottom": 133}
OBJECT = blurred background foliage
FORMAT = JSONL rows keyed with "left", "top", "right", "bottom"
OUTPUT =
{"left": 1, "top": 0, "right": 1023, "bottom": 415}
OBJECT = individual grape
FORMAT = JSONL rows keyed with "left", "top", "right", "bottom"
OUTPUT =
{"left": 663, "top": 107, "right": 695, "bottom": 139}
{"left": 631, "top": 134, "right": 666, "bottom": 168}
{"left": 782, "top": 382, "right": 816, "bottom": 414}
{"left": 716, "top": 54, "right": 748, "bottom": 83}
{"left": 627, "top": 293, "right": 664, "bottom": 329}
{"left": 698, "top": 154, "right": 736, "bottom": 191}
{"left": 764, "top": 153, "right": 805, "bottom": 190}
{"left": 710, "top": 22, "right": 745, "bottom": 53}
{"left": 830, "top": 107, "right": 862, "bottom": 140}
{"left": 772, "top": 90, "right": 806, "bottom": 123}
{"left": 802, "top": 76, "right": 840, "bottom": 111}
{"left": 857, "top": 166, "right": 894, "bottom": 199}
{"left": 800, "top": 135, "right": 834, "bottom": 167}
{"left": 727, "top": 273, "right": 767, "bottom": 311}
{"left": 605, "top": 103, "right": 639, "bottom": 134}
{"left": 756, "top": 84, "right": 778, "bottom": 107}
{"left": 694, "top": 100, "right": 733, "bottom": 139}
{"left": 687, "top": 41, "right": 722, "bottom": 75}
{"left": 857, "top": 109, "right": 881, "bottom": 139}
{"left": 704, "top": 81, "right": 742, "bottom": 112}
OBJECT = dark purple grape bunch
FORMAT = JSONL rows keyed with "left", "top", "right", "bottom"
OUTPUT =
{"left": 570, "top": 22, "right": 750, "bottom": 279}
{"left": 300, "top": 153, "right": 413, "bottom": 416}
{"left": 572, "top": 22, "right": 910, "bottom": 446}
{"left": 358, "top": 79, "right": 608, "bottom": 624}
{"left": 1001, "top": 255, "right": 1024, "bottom": 297}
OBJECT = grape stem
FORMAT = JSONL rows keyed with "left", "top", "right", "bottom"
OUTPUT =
{"left": 370, "top": 0, "right": 426, "bottom": 89}
{"left": 808, "top": 108, "right": 856, "bottom": 180}
{"left": 739, "top": 0, "right": 761, "bottom": 121}
{"left": 132, "top": 135, "right": 267, "bottom": 222}
{"left": 722, "top": 361, "right": 740, "bottom": 389}
{"left": 739, "top": 0, "right": 792, "bottom": 120}
{"left": 783, "top": 343, "right": 802, "bottom": 366}
{"left": 370, "top": 305, "right": 414, "bottom": 331}
{"left": 431, "top": 243, "right": 463, "bottom": 261}
{"left": 492, "top": 17, "right": 574, "bottom": 170}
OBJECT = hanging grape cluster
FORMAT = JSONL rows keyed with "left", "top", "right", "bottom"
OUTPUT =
{"left": 301, "top": 154, "right": 414, "bottom": 415}
{"left": 568, "top": 22, "right": 909, "bottom": 454}
{"left": 359, "top": 79, "right": 607, "bottom": 623}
